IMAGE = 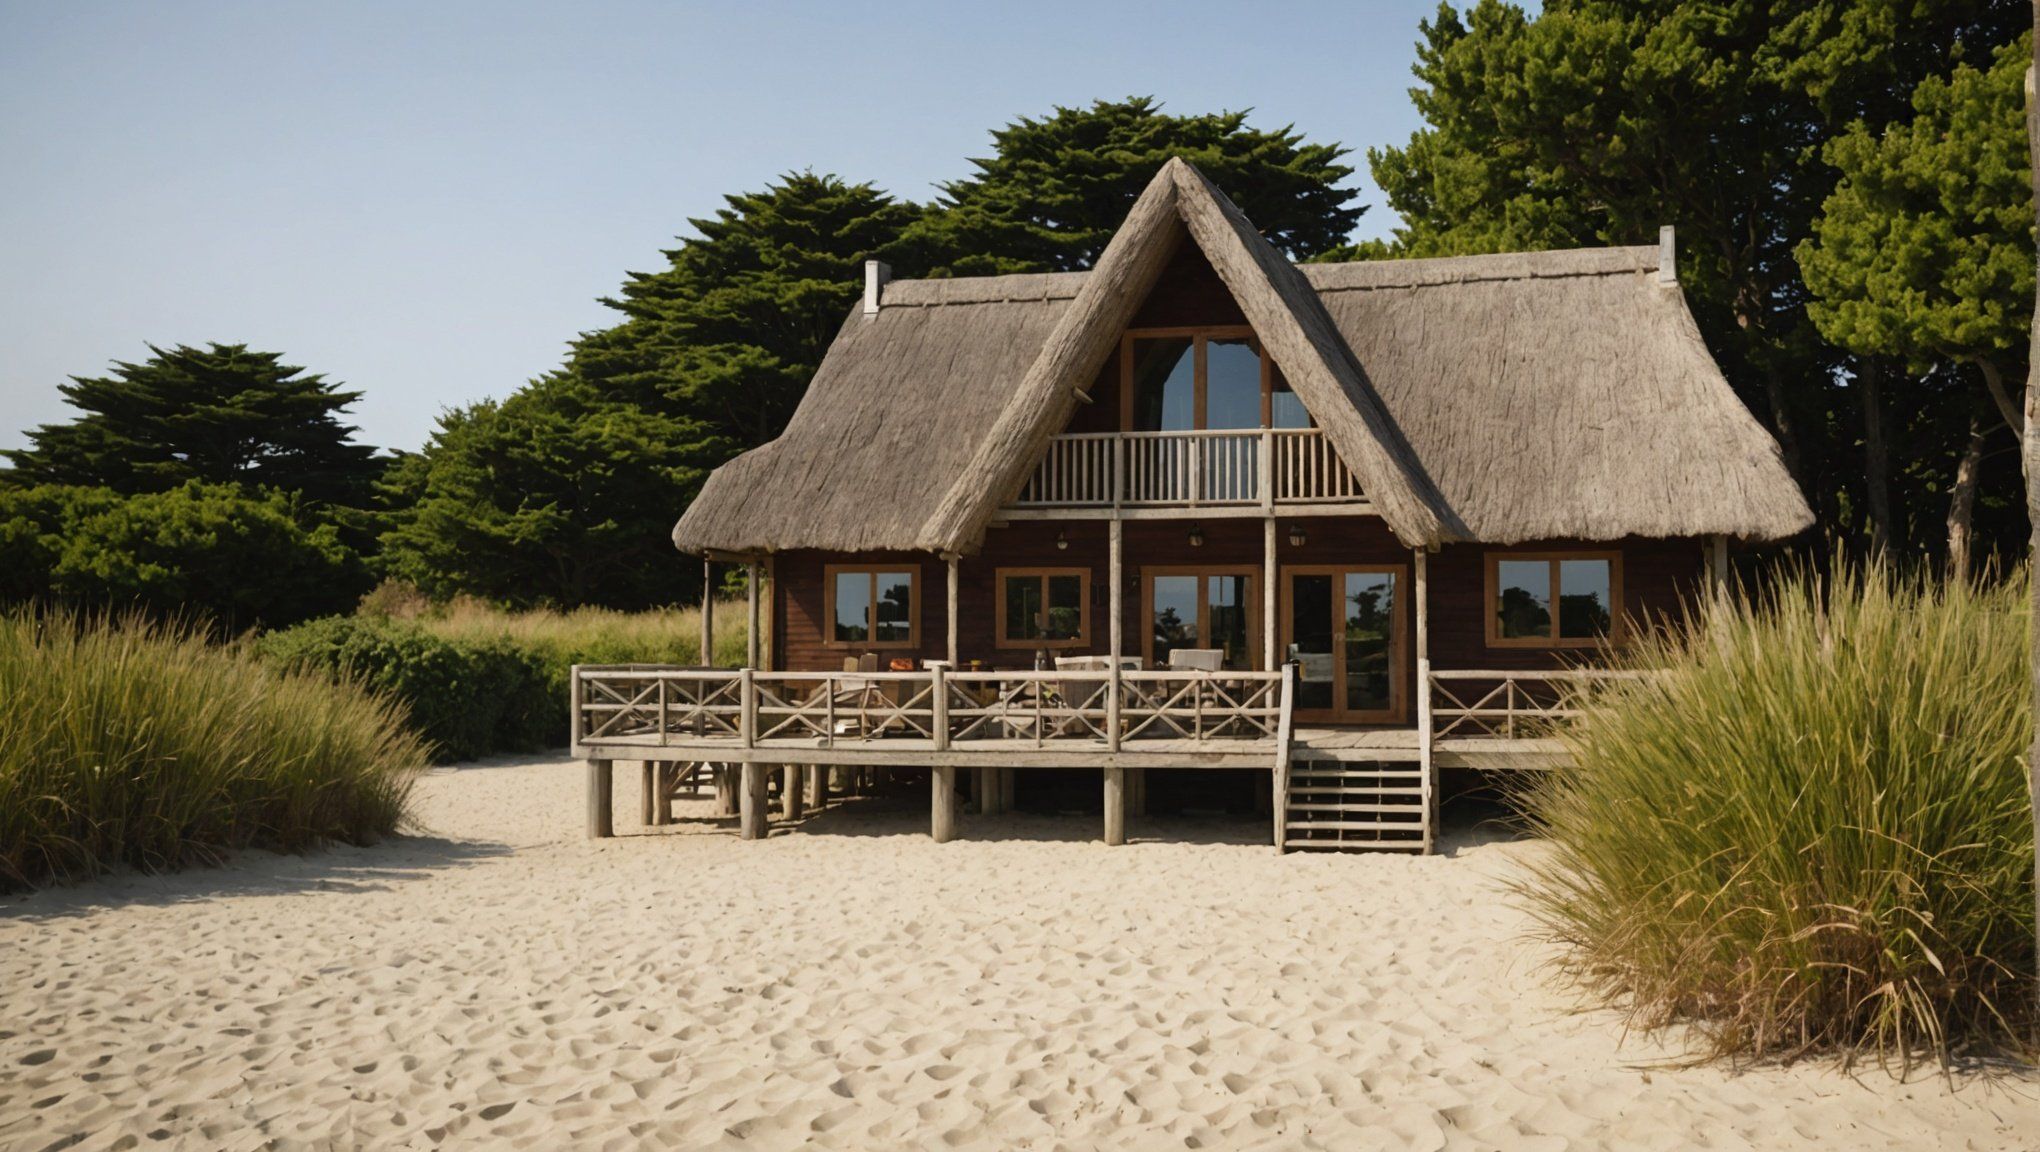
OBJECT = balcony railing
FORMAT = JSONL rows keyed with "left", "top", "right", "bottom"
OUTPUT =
{"left": 1012, "top": 428, "right": 1367, "bottom": 509}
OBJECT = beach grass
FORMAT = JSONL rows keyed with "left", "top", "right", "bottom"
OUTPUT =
{"left": 1518, "top": 559, "right": 2035, "bottom": 1067}
{"left": 0, "top": 608, "right": 426, "bottom": 890}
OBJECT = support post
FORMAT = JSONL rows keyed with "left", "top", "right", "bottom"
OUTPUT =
{"left": 714, "top": 764, "right": 737, "bottom": 816}
{"left": 1263, "top": 517, "right": 1278, "bottom": 670}
{"left": 1131, "top": 767, "right": 1147, "bottom": 817}
{"left": 806, "top": 762, "right": 825, "bottom": 809}
{"left": 1103, "top": 766, "right": 1126, "bottom": 846}
{"left": 781, "top": 764, "right": 804, "bottom": 820}
{"left": 740, "top": 761, "right": 769, "bottom": 840}
{"left": 701, "top": 559, "right": 715, "bottom": 666}
{"left": 1000, "top": 766, "right": 1016, "bottom": 812}
{"left": 945, "top": 555, "right": 960, "bottom": 666}
{"left": 746, "top": 561, "right": 762, "bottom": 670}
{"left": 931, "top": 765, "right": 956, "bottom": 843}
{"left": 1108, "top": 519, "right": 1123, "bottom": 665}
{"left": 1414, "top": 548, "right": 1434, "bottom": 855}
{"left": 641, "top": 761, "right": 655, "bottom": 827}
{"left": 1708, "top": 534, "right": 1730, "bottom": 594}
{"left": 585, "top": 759, "right": 613, "bottom": 839}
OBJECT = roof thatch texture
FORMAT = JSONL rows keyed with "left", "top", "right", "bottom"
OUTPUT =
{"left": 673, "top": 159, "right": 1811, "bottom": 557}
{"left": 1303, "top": 251, "right": 1811, "bottom": 543}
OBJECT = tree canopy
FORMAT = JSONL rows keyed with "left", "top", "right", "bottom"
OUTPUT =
{"left": 3, "top": 343, "right": 382, "bottom": 508}
{"left": 910, "top": 96, "right": 1364, "bottom": 275}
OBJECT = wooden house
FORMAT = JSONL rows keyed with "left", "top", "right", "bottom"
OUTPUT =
{"left": 574, "top": 158, "right": 1810, "bottom": 852}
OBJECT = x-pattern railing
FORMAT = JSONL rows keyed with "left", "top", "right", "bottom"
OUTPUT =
{"left": 572, "top": 666, "right": 1291, "bottom": 752}
{"left": 1426, "top": 668, "right": 1654, "bottom": 739}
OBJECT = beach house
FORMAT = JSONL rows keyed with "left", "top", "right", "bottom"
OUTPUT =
{"left": 573, "top": 157, "right": 1811, "bottom": 852}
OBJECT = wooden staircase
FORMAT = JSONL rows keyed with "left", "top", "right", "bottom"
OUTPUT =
{"left": 1278, "top": 762, "right": 1430, "bottom": 852}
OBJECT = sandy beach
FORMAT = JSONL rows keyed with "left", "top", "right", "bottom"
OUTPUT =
{"left": 3, "top": 758, "right": 2034, "bottom": 1151}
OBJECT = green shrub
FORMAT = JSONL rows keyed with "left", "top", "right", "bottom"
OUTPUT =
{"left": 262, "top": 598, "right": 751, "bottom": 763}
{"left": 258, "top": 617, "right": 556, "bottom": 762}
{"left": 1520, "top": 560, "right": 2034, "bottom": 1066}
{"left": 0, "top": 608, "right": 425, "bottom": 890}
{"left": 0, "top": 481, "right": 368, "bottom": 628}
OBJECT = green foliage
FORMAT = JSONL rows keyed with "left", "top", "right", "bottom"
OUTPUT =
{"left": 257, "top": 616, "right": 556, "bottom": 762}
{"left": 1521, "top": 560, "right": 2034, "bottom": 1064}
{"left": 260, "top": 597, "right": 747, "bottom": 762}
{"left": 376, "top": 377, "right": 720, "bottom": 609}
{"left": 0, "top": 482, "right": 368, "bottom": 629}
{"left": 1799, "top": 34, "right": 2036, "bottom": 372}
{"left": 1364, "top": 0, "right": 2027, "bottom": 557}
{"left": 3, "top": 343, "right": 383, "bottom": 508}
{"left": 912, "top": 96, "right": 1362, "bottom": 275}
{"left": 0, "top": 608, "right": 424, "bottom": 890}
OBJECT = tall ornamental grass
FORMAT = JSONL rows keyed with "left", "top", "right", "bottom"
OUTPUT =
{"left": 0, "top": 609, "right": 426, "bottom": 890}
{"left": 1521, "top": 561, "right": 2034, "bottom": 1066}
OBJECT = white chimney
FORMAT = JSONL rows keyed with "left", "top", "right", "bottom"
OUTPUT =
{"left": 1657, "top": 225, "right": 1676, "bottom": 286}
{"left": 863, "top": 260, "right": 892, "bottom": 316}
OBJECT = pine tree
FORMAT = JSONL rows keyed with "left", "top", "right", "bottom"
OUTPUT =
{"left": 3, "top": 343, "right": 382, "bottom": 507}
{"left": 910, "top": 96, "right": 1362, "bottom": 275}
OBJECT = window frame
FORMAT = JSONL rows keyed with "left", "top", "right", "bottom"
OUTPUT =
{"left": 822, "top": 564, "right": 921, "bottom": 650}
{"left": 1140, "top": 566, "right": 1263, "bottom": 670}
{"left": 1119, "top": 326, "right": 1302, "bottom": 431}
{"left": 1483, "top": 551, "right": 1624, "bottom": 649}
{"left": 994, "top": 567, "right": 1092, "bottom": 650}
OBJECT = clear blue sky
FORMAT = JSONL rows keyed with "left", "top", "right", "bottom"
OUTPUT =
{"left": 1, "top": 0, "right": 1457, "bottom": 456}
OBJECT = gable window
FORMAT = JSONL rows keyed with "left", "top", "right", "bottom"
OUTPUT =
{"left": 996, "top": 568, "right": 1090, "bottom": 649}
{"left": 825, "top": 565, "right": 918, "bottom": 649}
{"left": 1485, "top": 553, "right": 1621, "bottom": 648}
{"left": 1123, "top": 328, "right": 1305, "bottom": 431}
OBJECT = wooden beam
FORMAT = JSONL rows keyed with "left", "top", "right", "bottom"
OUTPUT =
{"left": 1109, "top": 518, "right": 1124, "bottom": 663}
{"left": 746, "top": 561, "right": 762, "bottom": 669}
{"left": 1000, "top": 502, "right": 1379, "bottom": 522}
{"left": 931, "top": 765, "right": 957, "bottom": 842}
{"left": 701, "top": 559, "right": 715, "bottom": 666}
{"left": 585, "top": 759, "right": 613, "bottom": 839}
{"left": 740, "top": 761, "right": 769, "bottom": 840}
{"left": 714, "top": 764, "right": 737, "bottom": 816}
{"left": 1262, "top": 518, "right": 1278, "bottom": 669}
{"left": 1103, "top": 767, "right": 1126, "bottom": 846}
{"left": 806, "top": 762, "right": 825, "bottom": 809}
{"left": 1708, "top": 534, "right": 1729, "bottom": 592}
{"left": 640, "top": 761, "right": 655, "bottom": 827}
{"left": 946, "top": 555, "right": 960, "bottom": 665}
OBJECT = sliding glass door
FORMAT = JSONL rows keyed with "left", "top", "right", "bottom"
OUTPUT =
{"left": 1143, "top": 568, "right": 1261, "bottom": 671}
{"left": 1282, "top": 566, "right": 1403, "bottom": 723}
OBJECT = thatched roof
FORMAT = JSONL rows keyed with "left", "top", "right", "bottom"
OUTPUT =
{"left": 673, "top": 160, "right": 1810, "bottom": 556}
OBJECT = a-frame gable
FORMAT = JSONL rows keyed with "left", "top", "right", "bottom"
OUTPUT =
{"left": 916, "top": 157, "right": 1466, "bottom": 554}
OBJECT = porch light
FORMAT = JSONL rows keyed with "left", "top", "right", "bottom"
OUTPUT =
{"left": 1055, "top": 530, "right": 1068, "bottom": 550}
{"left": 1188, "top": 525, "right": 1205, "bottom": 548}
{"left": 1288, "top": 524, "right": 1307, "bottom": 547}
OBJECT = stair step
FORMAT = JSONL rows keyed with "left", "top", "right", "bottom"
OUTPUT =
{"left": 1286, "top": 839, "right": 1426, "bottom": 851}
{"left": 1285, "top": 819, "right": 1426, "bottom": 832}
{"left": 1285, "top": 802, "right": 1423, "bottom": 813}
{"left": 1286, "top": 785, "right": 1424, "bottom": 795}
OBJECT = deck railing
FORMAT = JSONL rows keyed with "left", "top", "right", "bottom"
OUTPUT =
{"left": 574, "top": 666, "right": 1293, "bottom": 753}
{"left": 1012, "top": 428, "right": 1367, "bottom": 509}
{"left": 1425, "top": 668, "right": 1658, "bottom": 740}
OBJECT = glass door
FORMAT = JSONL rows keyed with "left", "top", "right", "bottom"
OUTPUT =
{"left": 1282, "top": 566, "right": 1403, "bottom": 723}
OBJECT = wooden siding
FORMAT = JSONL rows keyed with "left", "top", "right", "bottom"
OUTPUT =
{"left": 774, "top": 519, "right": 1705, "bottom": 685}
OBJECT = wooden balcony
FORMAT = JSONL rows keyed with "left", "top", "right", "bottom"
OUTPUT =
{"left": 1007, "top": 428, "right": 1368, "bottom": 515}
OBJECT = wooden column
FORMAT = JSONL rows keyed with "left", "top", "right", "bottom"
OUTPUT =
{"left": 1415, "top": 547, "right": 1434, "bottom": 855}
{"left": 1262, "top": 518, "right": 1278, "bottom": 670}
{"left": 1108, "top": 518, "right": 1124, "bottom": 664}
{"left": 782, "top": 764, "right": 804, "bottom": 820}
{"left": 746, "top": 561, "right": 762, "bottom": 669}
{"left": 946, "top": 554, "right": 960, "bottom": 666}
{"left": 984, "top": 767, "right": 1004, "bottom": 815}
{"left": 1708, "top": 534, "right": 1730, "bottom": 593}
{"left": 1000, "top": 766, "right": 1016, "bottom": 812}
{"left": 585, "top": 759, "right": 613, "bottom": 839}
{"left": 701, "top": 559, "right": 715, "bottom": 666}
{"left": 806, "top": 762, "right": 825, "bottom": 809}
{"left": 740, "top": 761, "right": 769, "bottom": 840}
{"left": 931, "top": 766, "right": 956, "bottom": 842}
{"left": 1131, "top": 768, "right": 1146, "bottom": 817}
{"left": 640, "top": 761, "right": 655, "bottom": 827}
{"left": 1103, "top": 766, "right": 1126, "bottom": 846}
{"left": 714, "top": 764, "right": 737, "bottom": 816}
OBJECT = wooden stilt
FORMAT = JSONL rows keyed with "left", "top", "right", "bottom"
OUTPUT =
{"left": 1103, "top": 767, "right": 1125, "bottom": 846}
{"left": 740, "top": 761, "right": 769, "bottom": 840}
{"left": 655, "top": 762, "right": 675, "bottom": 825}
{"left": 931, "top": 765, "right": 956, "bottom": 842}
{"left": 714, "top": 764, "right": 737, "bottom": 816}
{"left": 586, "top": 759, "right": 613, "bottom": 839}
{"left": 782, "top": 764, "right": 804, "bottom": 820}
{"left": 1001, "top": 766, "right": 1016, "bottom": 812}
{"left": 806, "top": 762, "right": 825, "bottom": 809}
{"left": 640, "top": 762, "right": 655, "bottom": 827}
{"left": 1130, "top": 767, "right": 1147, "bottom": 817}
